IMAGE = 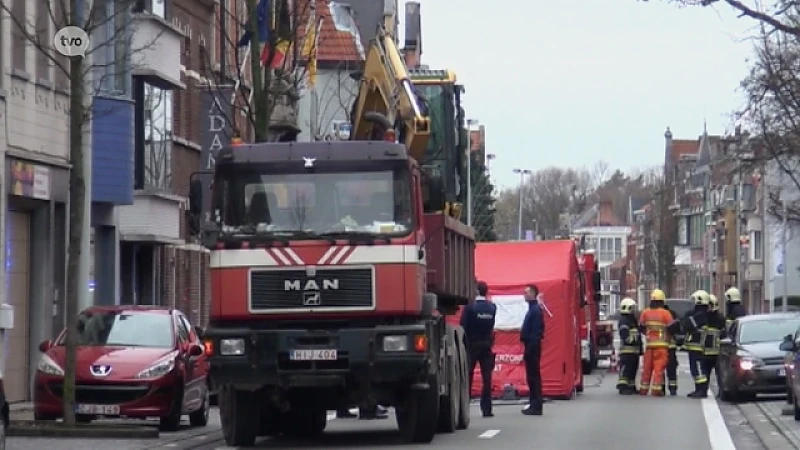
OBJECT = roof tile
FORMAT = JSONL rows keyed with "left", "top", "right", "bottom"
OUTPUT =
{"left": 296, "top": 0, "right": 364, "bottom": 63}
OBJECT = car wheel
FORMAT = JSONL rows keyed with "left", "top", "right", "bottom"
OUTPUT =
{"left": 160, "top": 388, "right": 184, "bottom": 432}
{"left": 189, "top": 388, "right": 210, "bottom": 427}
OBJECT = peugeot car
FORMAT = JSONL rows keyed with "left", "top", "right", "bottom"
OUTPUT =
{"left": 718, "top": 313, "right": 800, "bottom": 402}
{"left": 33, "top": 306, "right": 210, "bottom": 431}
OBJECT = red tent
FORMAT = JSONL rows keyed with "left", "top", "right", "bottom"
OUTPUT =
{"left": 450, "top": 240, "right": 583, "bottom": 399}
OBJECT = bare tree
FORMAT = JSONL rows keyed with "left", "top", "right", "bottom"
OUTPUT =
{"left": 649, "top": 0, "right": 800, "bottom": 37}
{"left": 0, "top": 0, "right": 163, "bottom": 426}
{"left": 737, "top": 26, "right": 800, "bottom": 223}
{"left": 590, "top": 160, "right": 611, "bottom": 189}
{"left": 201, "top": 0, "right": 322, "bottom": 143}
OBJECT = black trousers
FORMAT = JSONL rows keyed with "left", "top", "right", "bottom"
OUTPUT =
{"left": 666, "top": 348, "right": 678, "bottom": 392}
{"left": 688, "top": 350, "right": 708, "bottom": 392}
{"left": 468, "top": 342, "right": 494, "bottom": 413}
{"left": 702, "top": 355, "right": 718, "bottom": 394}
{"left": 524, "top": 344, "right": 543, "bottom": 411}
{"left": 618, "top": 353, "right": 639, "bottom": 391}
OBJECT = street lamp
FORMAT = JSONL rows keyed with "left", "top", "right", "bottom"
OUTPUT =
{"left": 466, "top": 119, "right": 478, "bottom": 227}
{"left": 513, "top": 168, "right": 532, "bottom": 240}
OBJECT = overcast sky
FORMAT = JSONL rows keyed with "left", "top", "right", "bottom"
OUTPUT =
{"left": 406, "top": 0, "right": 757, "bottom": 190}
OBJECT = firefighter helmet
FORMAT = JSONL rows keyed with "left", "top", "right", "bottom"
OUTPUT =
{"left": 709, "top": 294, "right": 719, "bottom": 311}
{"left": 619, "top": 298, "right": 637, "bottom": 314}
{"left": 725, "top": 287, "right": 742, "bottom": 303}
{"left": 651, "top": 289, "right": 666, "bottom": 302}
{"left": 691, "top": 290, "right": 710, "bottom": 306}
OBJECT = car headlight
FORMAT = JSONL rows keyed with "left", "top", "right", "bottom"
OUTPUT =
{"left": 382, "top": 335, "right": 408, "bottom": 352}
{"left": 220, "top": 338, "right": 246, "bottom": 356}
{"left": 738, "top": 354, "right": 764, "bottom": 371}
{"left": 135, "top": 351, "right": 179, "bottom": 379}
{"left": 37, "top": 354, "right": 64, "bottom": 376}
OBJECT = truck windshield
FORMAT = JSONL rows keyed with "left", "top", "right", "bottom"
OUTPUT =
{"left": 215, "top": 168, "right": 414, "bottom": 237}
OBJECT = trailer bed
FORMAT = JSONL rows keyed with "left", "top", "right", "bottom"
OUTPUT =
{"left": 422, "top": 213, "right": 475, "bottom": 307}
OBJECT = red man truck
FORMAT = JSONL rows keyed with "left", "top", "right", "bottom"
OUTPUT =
{"left": 188, "top": 26, "right": 474, "bottom": 447}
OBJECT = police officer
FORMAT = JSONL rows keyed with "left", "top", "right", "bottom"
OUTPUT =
{"left": 616, "top": 298, "right": 642, "bottom": 395}
{"left": 521, "top": 284, "right": 545, "bottom": 415}
{"left": 663, "top": 302, "right": 679, "bottom": 396}
{"left": 461, "top": 281, "right": 497, "bottom": 417}
{"left": 683, "top": 290, "right": 711, "bottom": 399}
{"left": 703, "top": 294, "right": 727, "bottom": 398}
{"left": 724, "top": 287, "right": 747, "bottom": 329}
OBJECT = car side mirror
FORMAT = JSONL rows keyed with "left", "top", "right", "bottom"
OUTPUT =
{"left": 780, "top": 340, "right": 796, "bottom": 352}
{"left": 193, "top": 325, "right": 205, "bottom": 339}
{"left": 719, "top": 337, "right": 732, "bottom": 346}
{"left": 188, "top": 344, "right": 204, "bottom": 357}
{"left": 38, "top": 340, "right": 53, "bottom": 353}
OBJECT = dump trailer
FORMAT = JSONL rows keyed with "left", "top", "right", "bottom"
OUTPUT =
{"left": 188, "top": 25, "right": 474, "bottom": 447}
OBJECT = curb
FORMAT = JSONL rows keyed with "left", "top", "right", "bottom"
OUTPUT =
{"left": 738, "top": 402, "right": 797, "bottom": 449}
{"left": 8, "top": 421, "right": 160, "bottom": 439}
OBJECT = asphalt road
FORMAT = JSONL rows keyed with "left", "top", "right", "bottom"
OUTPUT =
{"left": 9, "top": 353, "right": 752, "bottom": 450}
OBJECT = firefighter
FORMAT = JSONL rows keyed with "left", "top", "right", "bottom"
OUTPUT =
{"left": 683, "top": 290, "right": 711, "bottom": 398}
{"left": 703, "top": 294, "right": 727, "bottom": 398}
{"left": 662, "top": 303, "right": 679, "bottom": 396}
{"left": 616, "top": 298, "right": 642, "bottom": 395}
{"left": 638, "top": 289, "right": 674, "bottom": 396}
{"left": 724, "top": 287, "right": 747, "bottom": 329}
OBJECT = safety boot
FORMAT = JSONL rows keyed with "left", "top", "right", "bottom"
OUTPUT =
{"left": 652, "top": 390, "right": 665, "bottom": 397}
{"left": 638, "top": 388, "right": 648, "bottom": 396}
{"left": 669, "top": 389, "right": 677, "bottom": 396}
{"left": 687, "top": 391, "right": 707, "bottom": 399}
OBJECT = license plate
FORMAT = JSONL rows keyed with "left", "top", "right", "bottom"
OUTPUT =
{"left": 290, "top": 349, "right": 338, "bottom": 361}
{"left": 76, "top": 404, "right": 120, "bottom": 415}
{"left": 779, "top": 368, "right": 786, "bottom": 377}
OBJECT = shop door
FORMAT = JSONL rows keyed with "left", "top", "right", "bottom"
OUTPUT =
{"left": 6, "top": 210, "right": 30, "bottom": 402}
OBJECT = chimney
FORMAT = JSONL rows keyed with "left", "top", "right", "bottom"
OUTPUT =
{"left": 599, "top": 200, "right": 615, "bottom": 226}
{"left": 663, "top": 126, "right": 673, "bottom": 173}
{"left": 403, "top": 2, "right": 422, "bottom": 68}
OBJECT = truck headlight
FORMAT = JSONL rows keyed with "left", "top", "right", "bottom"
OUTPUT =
{"left": 220, "top": 338, "right": 246, "bottom": 356}
{"left": 382, "top": 335, "right": 408, "bottom": 352}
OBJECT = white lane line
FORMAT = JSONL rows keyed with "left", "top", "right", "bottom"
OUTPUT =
{"left": 478, "top": 429, "right": 501, "bottom": 439}
{"left": 702, "top": 397, "right": 736, "bottom": 450}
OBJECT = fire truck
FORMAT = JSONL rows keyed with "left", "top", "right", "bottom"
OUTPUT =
{"left": 188, "top": 25, "right": 474, "bottom": 446}
{"left": 578, "top": 250, "right": 602, "bottom": 374}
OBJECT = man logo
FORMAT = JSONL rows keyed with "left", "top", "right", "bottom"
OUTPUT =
{"left": 284, "top": 279, "right": 340, "bottom": 291}
{"left": 303, "top": 292, "right": 322, "bottom": 306}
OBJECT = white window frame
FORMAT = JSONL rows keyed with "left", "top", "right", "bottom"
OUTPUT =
{"left": 750, "top": 230, "right": 763, "bottom": 261}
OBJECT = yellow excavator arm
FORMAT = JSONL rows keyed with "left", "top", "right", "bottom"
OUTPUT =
{"left": 350, "top": 25, "right": 430, "bottom": 160}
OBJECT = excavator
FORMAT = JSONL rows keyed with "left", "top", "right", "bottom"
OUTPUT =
{"left": 188, "top": 23, "right": 475, "bottom": 446}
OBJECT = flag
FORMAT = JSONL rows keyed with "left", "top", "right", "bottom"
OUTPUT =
{"left": 305, "top": 18, "right": 323, "bottom": 86}
{"left": 261, "top": 39, "right": 290, "bottom": 68}
{"left": 238, "top": 0, "right": 270, "bottom": 46}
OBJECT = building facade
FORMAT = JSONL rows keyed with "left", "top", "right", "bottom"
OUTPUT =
{"left": 0, "top": 0, "right": 72, "bottom": 402}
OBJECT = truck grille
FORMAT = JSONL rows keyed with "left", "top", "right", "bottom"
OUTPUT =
{"left": 250, "top": 268, "right": 374, "bottom": 310}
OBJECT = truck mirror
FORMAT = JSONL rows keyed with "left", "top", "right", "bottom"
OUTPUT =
{"left": 189, "top": 179, "right": 203, "bottom": 214}
{"left": 592, "top": 272, "right": 601, "bottom": 292}
{"left": 594, "top": 292, "right": 602, "bottom": 305}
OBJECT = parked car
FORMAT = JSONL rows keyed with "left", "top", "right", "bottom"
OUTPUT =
{"left": 776, "top": 319, "right": 800, "bottom": 419}
{"left": 718, "top": 313, "right": 800, "bottom": 402}
{"left": 33, "top": 306, "right": 210, "bottom": 431}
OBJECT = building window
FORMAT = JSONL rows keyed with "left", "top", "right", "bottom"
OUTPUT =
{"left": 91, "top": 0, "right": 130, "bottom": 95}
{"left": 614, "top": 237, "right": 623, "bottom": 261}
{"left": 143, "top": 83, "right": 173, "bottom": 189}
{"left": 750, "top": 230, "right": 763, "bottom": 261}
{"left": 134, "top": 0, "right": 168, "bottom": 18}
{"left": 11, "top": 0, "right": 26, "bottom": 72}
{"left": 35, "top": 1, "right": 50, "bottom": 82}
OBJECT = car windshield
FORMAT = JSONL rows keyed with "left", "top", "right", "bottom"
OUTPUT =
{"left": 213, "top": 167, "right": 413, "bottom": 238}
{"left": 62, "top": 312, "right": 174, "bottom": 348}
{"left": 739, "top": 318, "right": 800, "bottom": 344}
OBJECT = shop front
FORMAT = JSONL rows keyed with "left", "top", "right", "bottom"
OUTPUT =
{"left": 4, "top": 158, "right": 68, "bottom": 402}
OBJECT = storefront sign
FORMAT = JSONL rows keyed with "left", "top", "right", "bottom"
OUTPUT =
{"left": 199, "top": 86, "right": 234, "bottom": 170}
{"left": 10, "top": 160, "right": 50, "bottom": 200}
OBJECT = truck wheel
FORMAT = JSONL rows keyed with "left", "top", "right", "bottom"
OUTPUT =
{"left": 281, "top": 409, "right": 327, "bottom": 437}
{"left": 437, "top": 333, "right": 458, "bottom": 433}
{"left": 456, "top": 330, "right": 470, "bottom": 430}
{"left": 397, "top": 376, "right": 440, "bottom": 443}
{"left": 219, "top": 385, "right": 259, "bottom": 446}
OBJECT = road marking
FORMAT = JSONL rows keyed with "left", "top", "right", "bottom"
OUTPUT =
{"left": 478, "top": 429, "right": 501, "bottom": 439}
{"left": 702, "top": 397, "right": 736, "bottom": 450}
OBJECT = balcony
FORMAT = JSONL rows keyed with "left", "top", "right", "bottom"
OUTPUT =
{"left": 130, "top": 13, "right": 185, "bottom": 90}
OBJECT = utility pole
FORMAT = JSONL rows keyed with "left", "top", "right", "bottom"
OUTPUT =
{"left": 465, "top": 119, "right": 477, "bottom": 227}
{"left": 782, "top": 192, "right": 788, "bottom": 312}
{"left": 736, "top": 156, "right": 744, "bottom": 308}
{"left": 513, "top": 168, "right": 531, "bottom": 240}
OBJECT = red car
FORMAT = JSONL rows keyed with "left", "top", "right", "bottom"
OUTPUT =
{"left": 33, "top": 306, "right": 210, "bottom": 431}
